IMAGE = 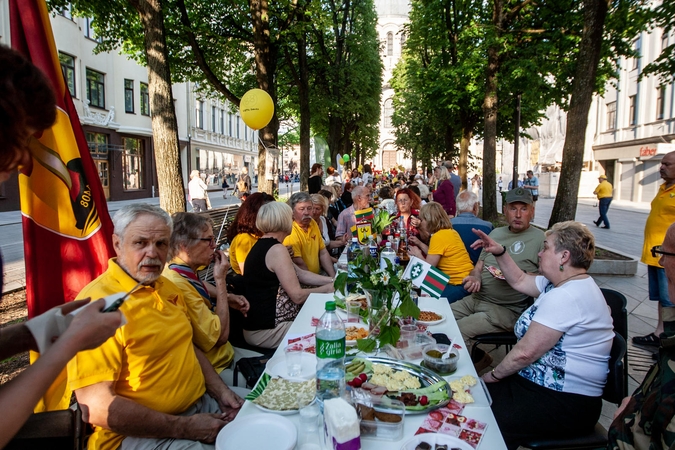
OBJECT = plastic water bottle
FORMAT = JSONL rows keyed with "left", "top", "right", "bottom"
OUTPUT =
{"left": 368, "top": 235, "right": 378, "bottom": 259}
{"left": 347, "top": 237, "right": 361, "bottom": 265}
{"left": 380, "top": 242, "right": 397, "bottom": 270}
{"left": 316, "top": 301, "right": 346, "bottom": 410}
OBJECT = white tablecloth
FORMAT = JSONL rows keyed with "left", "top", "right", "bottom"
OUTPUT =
{"left": 225, "top": 293, "right": 507, "bottom": 450}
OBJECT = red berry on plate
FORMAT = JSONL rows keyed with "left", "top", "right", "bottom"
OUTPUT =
{"left": 359, "top": 373, "right": 368, "bottom": 382}
{"left": 419, "top": 395, "right": 429, "bottom": 406}
{"left": 351, "top": 377, "right": 363, "bottom": 387}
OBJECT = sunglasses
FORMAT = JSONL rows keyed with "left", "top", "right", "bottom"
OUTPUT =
{"left": 651, "top": 246, "right": 675, "bottom": 258}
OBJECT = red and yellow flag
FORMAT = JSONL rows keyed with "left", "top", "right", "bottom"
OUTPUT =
{"left": 10, "top": 0, "right": 115, "bottom": 410}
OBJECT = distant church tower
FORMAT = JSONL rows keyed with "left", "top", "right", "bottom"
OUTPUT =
{"left": 374, "top": 0, "right": 409, "bottom": 171}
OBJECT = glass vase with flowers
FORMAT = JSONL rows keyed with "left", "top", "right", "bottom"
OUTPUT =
{"left": 335, "top": 253, "right": 419, "bottom": 352}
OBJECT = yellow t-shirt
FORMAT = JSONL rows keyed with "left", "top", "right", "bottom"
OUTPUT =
{"left": 428, "top": 228, "right": 474, "bottom": 285}
{"left": 163, "top": 260, "right": 234, "bottom": 373}
{"left": 642, "top": 183, "right": 675, "bottom": 266}
{"left": 229, "top": 232, "right": 258, "bottom": 275}
{"left": 283, "top": 219, "right": 326, "bottom": 273}
{"left": 593, "top": 180, "right": 613, "bottom": 199}
{"left": 67, "top": 259, "right": 205, "bottom": 450}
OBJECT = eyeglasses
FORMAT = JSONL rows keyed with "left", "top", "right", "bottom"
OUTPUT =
{"left": 197, "top": 236, "right": 216, "bottom": 246}
{"left": 651, "top": 246, "right": 675, "bottom": 258}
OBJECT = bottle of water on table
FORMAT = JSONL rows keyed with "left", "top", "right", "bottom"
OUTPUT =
{"left": 316, "top": 301, "right": 346, "bottom": 411}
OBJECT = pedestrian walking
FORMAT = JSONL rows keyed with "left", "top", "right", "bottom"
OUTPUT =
{"left": 498, "top": 177, "right": 503, "bottom": 192}
{"left": 188, "top": 170, "right": 208, "bottom": 212}
{"left": 234, "top": 167, "right": 252, "bottom": 199}
{"left": 592, "top": 174, "right": 613, "bottom": 229}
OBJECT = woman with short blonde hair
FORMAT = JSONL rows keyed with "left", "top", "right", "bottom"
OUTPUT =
{"left": 244, "top": 202, "right": 334, "bottom": 348}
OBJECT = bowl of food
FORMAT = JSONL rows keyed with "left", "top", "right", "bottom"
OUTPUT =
{"left": 422, "top": 344, "right": 459, "bottom": 375}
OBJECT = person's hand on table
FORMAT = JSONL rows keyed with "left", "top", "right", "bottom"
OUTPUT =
{"left": 408, "top": 235, "right": 423, "bottom": 248}
{"left": 182, "top": 413, "right": 228, "bottom": 443}
{"left": 212, "top": 250, "right": 230, "bottom": 280}
{"left": 228, "top": 294, "right": 250, "bottom": 317}
{"left": 462, "top": 275, "right": 481, "bottom": 293}
{"left": 410, "top": 216, "right": 421, "bottom": 228}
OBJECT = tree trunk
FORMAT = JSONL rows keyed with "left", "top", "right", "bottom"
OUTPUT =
{"left": 459, "top": 126, "right": 472, "bottom": 193}
{"left": 251, "top": 0, "right": 278, "bottom": 196}
{"left": 298, "top": 30, "right": 311, "bottom": 193}
{"left": 133, "top": 0, "right": 185, "bottom": 214}
{"left": 482, "top": 42, "right": 499, "bottom": 221}
{"left": 548, "top": 0, "right": 610, "bottom": 227}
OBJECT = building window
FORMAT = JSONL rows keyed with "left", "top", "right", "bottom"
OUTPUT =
{"left": 59, "top": 52, "right": 76, "bottom": 97}
{"left": 196, "top": 100, "right": 204, "bottom": 129}
{"left": 220, "top": 109, "right": 224, "bottom": 134}
{"left": 140, "top": 83, "right": 149, "bottom": 115}
{"left": 387, "top": 32, "right": 393, "bottom": 56}
{"left": 662, "top": 32, "right": 669, "bottom": 52}
{"left": 124, "top": 79, "right": 134, "bottom": 113}
{"left": 122, "top": 137, "right": 144, "bottom": 191}
{"left": 606, "top": 102, "right": 616, "bottom": 130}
{"left": 85, "top": 18, "right": 101, "bottom": 42}
{"left": 628, "top": 95, "right": 636, "bottom": 126}
{"left": 86, "top": 132, "right": 109, "bottom": 188}
{"left": 631, "top": 38, "right": 640, "bottom": 71}
{"left": 86, "top": 132, "right": 109, "bottom": 158}
{"left": 401, "top": 32, "right": 406, "bottom": 48}
{"left": 58, "top": 4, "right": 73, "bottom": 19}
{"left": 212, "top": 106, "right": 217, "bottom": 131}
{"left": 85, "top": 68, "right": 105, "bottom": 108}
{"left": 245, "top": 126, "right": 248, "bottom": 140}
{"left": 236, "top": 116, "right": 240, "bottom": 138}
{"left": 228, "top": 113, "right": 233, "bottom": 136}
{"left": 384, "top": 98, "right": 394, "bottom": 128}
{"left": 657, "top": 85, "right": 666, "bottom": 120}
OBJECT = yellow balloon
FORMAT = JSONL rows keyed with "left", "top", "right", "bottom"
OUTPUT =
{"left": 338, "top": 156, "right": 344, "bottom": 166}
{"left": 240, "top": 89, "right": 274, "bottom": 130}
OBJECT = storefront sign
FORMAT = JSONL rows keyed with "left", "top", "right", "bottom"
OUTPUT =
{"left": 640, "top": 146, "right": 657, "bottom": 157}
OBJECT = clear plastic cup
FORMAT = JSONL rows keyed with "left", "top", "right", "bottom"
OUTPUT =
{"left": 284, "top": 344, "right": 304, "bottom": 377}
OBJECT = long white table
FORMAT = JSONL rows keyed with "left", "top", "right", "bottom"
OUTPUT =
{"left": 228, "top": 293, "right": 507, "bottom": 449}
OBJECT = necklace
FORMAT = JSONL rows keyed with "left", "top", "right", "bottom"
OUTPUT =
{"left": 555, "top": 272, "right": 587, "bottom": 288}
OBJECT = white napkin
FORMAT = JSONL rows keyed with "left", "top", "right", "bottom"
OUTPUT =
{"left": 25, "top": 295, "right": 127, "bottom": 354}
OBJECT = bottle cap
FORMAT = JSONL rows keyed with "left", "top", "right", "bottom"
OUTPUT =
{"left": 352, "top": 237, "right": 358, "bottom": 243}
{"left": 325, "top": 301, "right": 336, "bottom": 311}
{"left": 385, "top": 242, "right": 392, "bottom": 248}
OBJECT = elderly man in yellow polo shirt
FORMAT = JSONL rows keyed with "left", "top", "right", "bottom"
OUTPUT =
{"left": 67, "top": 204, "right": 243, "bottom": 450}
{"left": 283, "top": 192, "right": 336, "bottom": 276}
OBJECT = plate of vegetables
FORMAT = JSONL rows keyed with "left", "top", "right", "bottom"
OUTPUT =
{"left": 345, "top": 356, "right": 451, "bottom": 414}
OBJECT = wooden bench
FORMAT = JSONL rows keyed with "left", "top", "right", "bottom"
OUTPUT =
{"left": 197, "top": 204, "right": 240, "bottom": 282}
{"left": 6, "top": 405, "right": 86, "bottom": 450}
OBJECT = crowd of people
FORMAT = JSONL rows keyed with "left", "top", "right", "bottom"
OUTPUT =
{"left": 3, "top": 44, "right": 675, "bottom": 450}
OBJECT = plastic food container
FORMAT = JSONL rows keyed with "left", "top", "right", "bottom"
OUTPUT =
{"left": 354, "top": 397, "right": 405, "bottom": 441}
{"left": 397, "top": 333, "right": 437, "bottom": 361}
{"left": 422, "top": 343, "right": 459, "bottom": 375}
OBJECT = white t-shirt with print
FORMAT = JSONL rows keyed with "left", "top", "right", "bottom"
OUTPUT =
{"left": 514, "top": 276, "right": 613, "bottom": 397}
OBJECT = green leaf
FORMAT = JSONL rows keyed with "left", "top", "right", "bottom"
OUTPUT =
{"left": 399, "top": 297, "right": 420, "bottom": 319}
{"left": 356, "top": 338, "right": 377, "bottom": 353}
{"left": 378, "top": 325, "right": 401, "bottom": 348}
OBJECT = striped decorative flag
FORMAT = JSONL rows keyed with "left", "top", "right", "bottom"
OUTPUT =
{"left": 355, "top": 207, "right": 374, "bottom": 222}
{"left": 403, "top": 256, "right": 450, "bottom": 298}
{"left": 10, "top": 0, "right": 115, "bottom": 411}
